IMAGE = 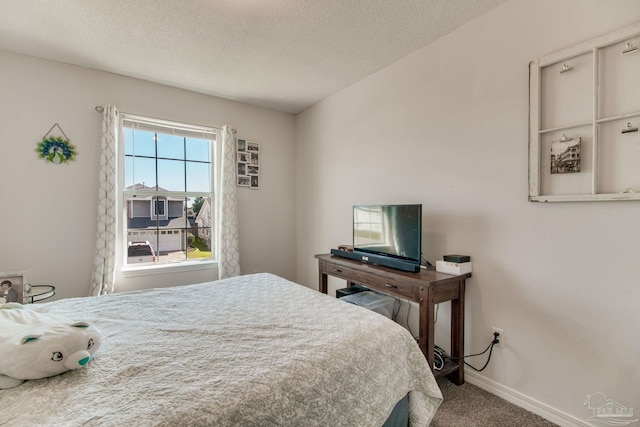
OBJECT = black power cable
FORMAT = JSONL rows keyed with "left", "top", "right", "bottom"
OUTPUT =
{"left": 444, "top": 332, "right": 500, "bottom": 372}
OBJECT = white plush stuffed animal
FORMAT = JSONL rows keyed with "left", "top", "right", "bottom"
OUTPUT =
{"left": 0, "top": 303, "right": 102, "bottom": 389}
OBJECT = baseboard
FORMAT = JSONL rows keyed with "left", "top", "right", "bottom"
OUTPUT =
{"left": 464, "top": 370, "right": 590, "bottom": 427}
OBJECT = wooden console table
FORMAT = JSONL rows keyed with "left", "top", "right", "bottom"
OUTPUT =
{"left": 315, "top": 253, "right": 470, "bottom": 385}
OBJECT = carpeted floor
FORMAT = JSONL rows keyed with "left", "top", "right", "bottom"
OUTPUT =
{"left": 430, "top": 378, "right": 559, "bottom": 426}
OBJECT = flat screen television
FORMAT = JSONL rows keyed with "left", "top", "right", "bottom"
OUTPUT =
{"left": 352, "top": 204, "right": 422, "bottom": 268}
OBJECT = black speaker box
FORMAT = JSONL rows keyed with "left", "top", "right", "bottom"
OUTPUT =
{"left": 330, "top": 249, "right": 420, "bottom": 273}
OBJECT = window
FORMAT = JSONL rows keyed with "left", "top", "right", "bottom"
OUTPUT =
{"left": 529, "top": 23, "right": 640, "bottom": 201}
{"left": 121, "top": 114, "right": 218, "bottom": 267}
{"left": 151, "top": 197, "right": 167, "bottom": 219}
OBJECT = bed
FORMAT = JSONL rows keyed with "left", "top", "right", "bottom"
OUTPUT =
{"left": 0, "top": 273, "right": 442, "bottom": 426}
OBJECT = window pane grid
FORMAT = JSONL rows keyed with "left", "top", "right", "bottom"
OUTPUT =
{"left": 125, "top": 133, "right": 211, "bottom": 193}
{"left": 123, "top": 115, "right": 215, "bottom": 267}
{"left": 126, "top": 154, "right": 211, "bottom": 164}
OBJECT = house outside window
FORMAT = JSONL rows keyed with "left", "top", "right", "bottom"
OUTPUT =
{"left": 121, "top": 114, "right": 218, "bottom": 267}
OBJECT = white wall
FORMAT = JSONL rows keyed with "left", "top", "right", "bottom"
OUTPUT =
{"left": 0, "top": 52, "right": 296, "bottom": 299}
{"left": 295, "top": 0, "right": 640, "bottom": 424}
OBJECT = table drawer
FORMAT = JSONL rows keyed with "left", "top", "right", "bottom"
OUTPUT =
{"left": 320, "top": 259, "right": 419, "bottom": 301}
{"left": 321, "top": 263, "right": 359, "bottom": 281}
{"left": 361, "top": 275, "right": 416, "bottom": 300}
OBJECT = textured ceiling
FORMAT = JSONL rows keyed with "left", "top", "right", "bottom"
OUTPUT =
{"left": 0, "top": 0, "right": 507, "bottom": 113}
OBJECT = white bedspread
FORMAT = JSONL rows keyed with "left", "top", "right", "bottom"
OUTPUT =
{"left": 0, "top": 273, "right": 442, "bottom": 426}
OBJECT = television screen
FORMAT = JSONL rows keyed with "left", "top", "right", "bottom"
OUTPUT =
{"left": 353, "top": 204, "right": 422, "bottom": 264}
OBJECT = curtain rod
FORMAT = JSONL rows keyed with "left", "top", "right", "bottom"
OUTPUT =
{"left": 94, "top": 105, "right": 236, "bottom": 133}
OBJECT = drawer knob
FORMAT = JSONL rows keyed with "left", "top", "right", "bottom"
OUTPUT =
{"left": 384, "top": 283, "right": 398, "bottom": 288}
{"left": 334, "top": 269, "right": 342, "bottom": 273}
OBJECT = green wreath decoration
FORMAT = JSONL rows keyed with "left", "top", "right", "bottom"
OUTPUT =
{"left": 36, "top": 136, "right": 77, "bottom": 164}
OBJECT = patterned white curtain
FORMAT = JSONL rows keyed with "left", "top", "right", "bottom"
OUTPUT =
{"left": 91, "top": 105, "right": 118, "bottom": 296}
{"left": 217, "top": 125, "right": 241, "bottom": 279}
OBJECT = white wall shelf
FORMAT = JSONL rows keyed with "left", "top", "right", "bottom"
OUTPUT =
{"left": 529, "top": 22, "right": 640, "bottom": 202}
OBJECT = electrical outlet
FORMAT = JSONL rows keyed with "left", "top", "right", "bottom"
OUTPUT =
{"left": 492, "top": 327, "right": 504, "bottom": 348}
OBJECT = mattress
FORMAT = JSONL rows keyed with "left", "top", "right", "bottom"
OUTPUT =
{"left": 0, "top": 273, "right": 442, "bottom": 426}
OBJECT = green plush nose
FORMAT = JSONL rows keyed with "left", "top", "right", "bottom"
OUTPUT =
{"left": 65, "top": 351, "right": 91, "bottom": 370}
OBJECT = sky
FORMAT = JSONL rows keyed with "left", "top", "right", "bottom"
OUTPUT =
{"left": 124, "top": 128, "right": 212, "bottom": 196}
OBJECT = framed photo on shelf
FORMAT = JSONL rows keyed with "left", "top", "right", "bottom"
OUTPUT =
{"left": 0, "top": 270, "right": 30, "bottom": 304}
{"left": 236, "top": 137, "right": 261, "bottom": 190}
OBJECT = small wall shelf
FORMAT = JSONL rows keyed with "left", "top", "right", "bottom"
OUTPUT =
{"left": 529, "top": 22, "right": 640, "bottom": 202}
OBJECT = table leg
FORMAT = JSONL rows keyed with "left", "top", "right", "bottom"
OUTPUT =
{"left": 419, "top": 287, "right": 435, "bottom": 371}
{"left": 319, "top": 270, "right": 328, "bottom": 294}
{"left": 427, "top": 289, "right": 435, "bottom": 373}
{"left": 449, "top": 279, "right": 465, "bottom": 385}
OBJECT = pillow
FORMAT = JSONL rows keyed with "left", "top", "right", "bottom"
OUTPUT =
{"left": 0, "top": 303, "right": 102, "bottom": 389}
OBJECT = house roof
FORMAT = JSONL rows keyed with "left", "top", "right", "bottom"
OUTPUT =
{"left": 0, "top": 0, "right": 508, "bottom": 114}
{"left": 127, "top": 183, "right": 165, "bottom": 192}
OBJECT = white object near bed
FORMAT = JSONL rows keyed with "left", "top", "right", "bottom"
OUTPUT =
{"left": 0, "top": 273, "right": 442, "bottom": 426}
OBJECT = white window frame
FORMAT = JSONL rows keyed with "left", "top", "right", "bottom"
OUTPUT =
{"left": 529, "top": 22, "right": 640, "bottom": 202}
{"left": 117, "top": 113, "right": 220, "bottom": 274}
